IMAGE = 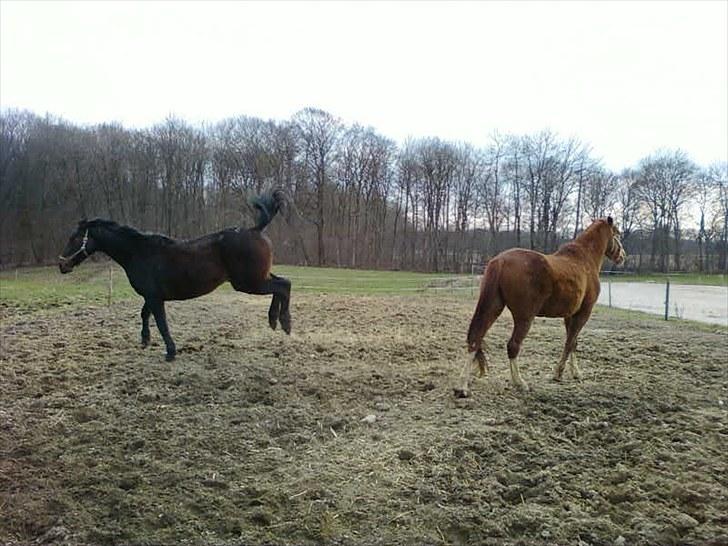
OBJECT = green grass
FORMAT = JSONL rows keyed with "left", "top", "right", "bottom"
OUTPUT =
{"left": 600, "top": 272, "right": 727, "bottom": 286}
{"left": 0, "top": 261, "right": 472, "bottom": 317}
{"left": 4, "top": 262, "right": 724, "bottom": 324}
{"left": 0, "top": 262, "right": 137, "bottom": 314}
{"left": 273, "top": 265, "right": 469, "bottom": 294}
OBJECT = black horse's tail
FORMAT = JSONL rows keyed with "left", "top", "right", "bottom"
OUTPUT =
{"left": 249, "top": 189, "right": 287, "bottom": 231}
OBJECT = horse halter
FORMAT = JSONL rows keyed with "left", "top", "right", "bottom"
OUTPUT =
{"left": 59, "top": 229, "right": 89, "bottom": 262}
{"left": 606, "top": 234, "right": 625, "bottom": 263}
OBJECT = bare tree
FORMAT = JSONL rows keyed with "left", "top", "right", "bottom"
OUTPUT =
{"left": 635, "top": 150, "right": 696, "bottom": 271}
{"left": 418, "top": 138, "right": 457, "bottom": 272}
{"left": 1, "top": 107, "right": 722, "bottom": 274}
{"left": 452, "top": 143, "right": 482, "bottom": 270}
{"left": 293, "top": 108, "right": 342, "bottom": 266}
{"left": 480, "top": 134, "right": 505, "bottom": 255}
{"left": 708, "top": 162, "right": 728, "bottom": 273}
{"left": 583, "top": 166, "right": 618, "bottom": 222}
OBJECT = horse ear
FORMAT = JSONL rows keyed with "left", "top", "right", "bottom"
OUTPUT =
{"left": 78, "top": 219, "right": 88, "bottom": 227}
{"left": 607, "top": 216, "right": 613, "bottom": 226}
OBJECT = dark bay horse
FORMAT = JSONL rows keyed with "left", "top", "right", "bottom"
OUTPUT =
{"left": 454, "top": 217, "right": 626, "bottom": 396}
{"left": 59, "top": 190, "right": 291, "bottom": 361}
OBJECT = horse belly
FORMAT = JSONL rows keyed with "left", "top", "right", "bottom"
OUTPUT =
{"left": 538, "top": 287, "right": 585, "bottom": 317}
{"left": 164, "top": 259, "right": 227, "bottom": 300}
{"left": 538, "top": 297, "right": 582, "bottom": 318}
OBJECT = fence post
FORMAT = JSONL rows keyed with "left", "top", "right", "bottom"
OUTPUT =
{"left": 608, "top": 277, "right": 612, "bottom": 308}
{"left": 471, "top": 262, "right": 474, "bottom": 297}
{"left": 108, "top": 265, "right": 113, "bottom": 307}
{"left": 664, "top": 279, "right": 670, "bottom": 321}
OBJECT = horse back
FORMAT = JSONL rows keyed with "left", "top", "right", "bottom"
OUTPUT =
{"left": 493, "top": 248, "right": 595, "bottom": 318}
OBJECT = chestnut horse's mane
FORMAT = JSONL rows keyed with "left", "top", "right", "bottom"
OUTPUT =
{"left": 555, "top": 219, "right": 611, "bottom": 262}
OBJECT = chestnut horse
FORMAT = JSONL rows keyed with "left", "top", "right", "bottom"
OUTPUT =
{"left": 59, "top": 190, "right": 291, "bottom": 361}
{"left": 454, "top": 217, "right": 625, "bottom": 397}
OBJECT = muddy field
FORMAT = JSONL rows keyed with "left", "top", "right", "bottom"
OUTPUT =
{"left": 1, "top": 290, "right": 727, "bottom": 546}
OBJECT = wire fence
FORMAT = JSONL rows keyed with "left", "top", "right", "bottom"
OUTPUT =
{"left": 3, "top": 262, "right": 726, "bottom": 326}
{"left": 597, "top": 274, "right": 727, "bottom": 325}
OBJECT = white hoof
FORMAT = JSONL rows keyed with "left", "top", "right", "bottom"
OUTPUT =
{"left": 515, "top": 381, "right": 530, "bottom": 392}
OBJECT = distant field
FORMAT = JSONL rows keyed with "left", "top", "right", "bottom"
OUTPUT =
{"left": 0, "top": 262, "right": 472, "bottom": 319}
{"left": 274, "top": 264, "right": 470, "bottom": 294}
{"left": 3, "top": 262, "right": 726, "bottom": 324}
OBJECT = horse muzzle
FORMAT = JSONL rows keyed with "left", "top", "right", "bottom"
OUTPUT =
{"left": 58, "top": 260, "right": 74, "bottom": 274}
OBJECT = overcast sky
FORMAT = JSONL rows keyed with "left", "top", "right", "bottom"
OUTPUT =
{"left": 1, "top": 0, "right": 726, "bottom": 171}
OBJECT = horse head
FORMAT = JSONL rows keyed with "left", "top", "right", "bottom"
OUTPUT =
{"left": 605, "top": 216, "right": 626, "bottom": 265}
{"left": 59, "top": 219, "right": 97, "bottom": 273}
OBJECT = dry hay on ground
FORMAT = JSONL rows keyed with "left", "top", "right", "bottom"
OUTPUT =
{"left": 1, "top": 292, "right": 727, "bottom": 545}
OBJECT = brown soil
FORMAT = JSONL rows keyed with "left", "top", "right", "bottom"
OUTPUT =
{"left": 1, "top": 292, "right": 727, "bottom": 545}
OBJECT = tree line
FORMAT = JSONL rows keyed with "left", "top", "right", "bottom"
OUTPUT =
{"left": 1, "top": 107, "right": 727, "bottom": 273}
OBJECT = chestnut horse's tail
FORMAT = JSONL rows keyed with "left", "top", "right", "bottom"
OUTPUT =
{"left": 249, "top": 189, "right": 287, "bottom": 231}
{"left": 466, "top": 259, "right": 504, "bottom": 352}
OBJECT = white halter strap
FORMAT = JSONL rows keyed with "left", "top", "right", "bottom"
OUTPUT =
{"left": 59, "top": 229, "right": 89, "bottom": 262}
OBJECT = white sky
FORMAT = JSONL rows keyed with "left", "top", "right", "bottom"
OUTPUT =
{"left": 1, "top": 0, "right": 726, "bottom": 171}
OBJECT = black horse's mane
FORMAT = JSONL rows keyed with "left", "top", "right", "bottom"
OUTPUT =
{"left": 82, "top": 219, "right": 177, "bottom": 246}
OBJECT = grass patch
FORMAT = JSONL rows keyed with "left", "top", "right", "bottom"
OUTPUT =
{"left": 273, "top": 265, "right": 469, "bottom": 294}
{"left": 0, "top": 261, "right": 136, "bottom": 316}
{"left": 0, "top": 261, "right": 472, "bottom": 318}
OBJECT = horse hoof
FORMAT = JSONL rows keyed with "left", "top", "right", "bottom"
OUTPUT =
{"left": 268, "top": 317, "right": 278, "bottom": 330}
{"left": 165, "top": 353, "right": 176, "bottom": 362}
{"left": 453, "top": 388, "right": 470, "bottom": 398}
{"left": 516, "top": 382, "right": 530, "bottom": 392}
{"left": 280, "top": 316, "right": 291, "bottom": 335}
{"left": 141, "top": 340, "right": 150, "bottom": 349}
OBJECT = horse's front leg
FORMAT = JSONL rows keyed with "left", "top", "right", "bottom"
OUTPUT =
{"left": 141, "top": 302, "right": 151, "bottom": 348}
{"left": 507, "top": 317, "right": 533, "bottom": 391}
{"left": 149, "top": 299, "right": 176, "bottom": 361}
{"left": 554, "top": 308, "right": 591, "bottom": 382}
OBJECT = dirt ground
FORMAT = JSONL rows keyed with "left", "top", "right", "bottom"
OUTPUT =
{"left": 1, "top": 290, "right": 727, "bottom": 546}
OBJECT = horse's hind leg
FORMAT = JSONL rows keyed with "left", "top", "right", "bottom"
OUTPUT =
{"left": 453, "top": 294, "right": 504, "bottom": 398}
{"left": 270, "top": 274, "right": 291, "bottom": 334}
{"left": 268, "top": 295, "right": 281, "bottom": 330}
{"left": 148, "top": 299, "right": 176, "bottom": 362}
{"left": 141, "top": 302, "right": 151, "bottom": 347}
{"left": 233, "top": 274, "right": 292, "bottom": 334}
